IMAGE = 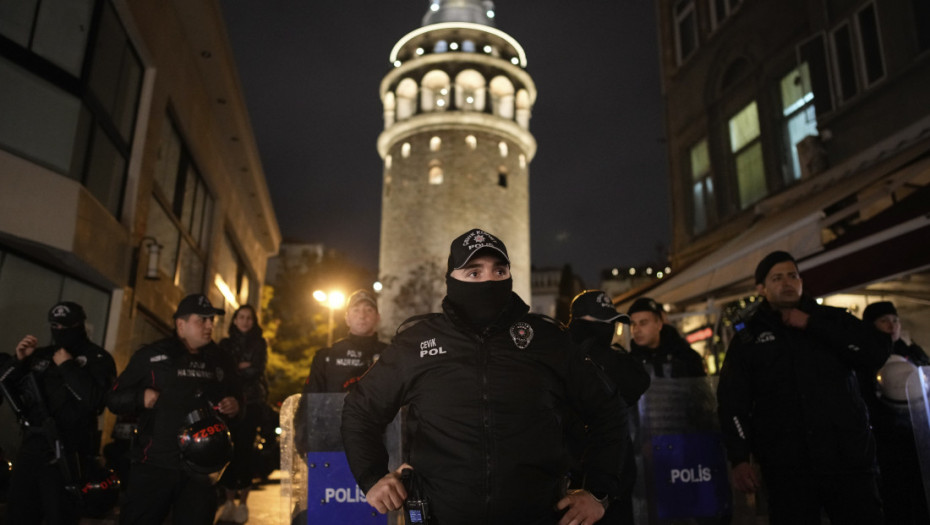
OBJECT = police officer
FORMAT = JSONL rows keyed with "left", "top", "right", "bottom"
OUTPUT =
{"left": 717, "top": 251, "right": 890, "bottom": 524}
{"left": 0, "top": 301, "right": 116, "bottom": 524}
{"left": 566, "top": 290, "right": 649, "bottom": 525}
{"left": 303, "top": 289, "right": 386, "bottom": 393}
{"left": 627, "top": 297, "right": 705, "bottom": 377}
{"left": 342, "top": 229, "right": 627, "bottom": 525}
{"left": 107, "top": 294, "right": 241, "bottom": 525}
{"left": 862, "top": 301, "right": 930, "bottom": 524}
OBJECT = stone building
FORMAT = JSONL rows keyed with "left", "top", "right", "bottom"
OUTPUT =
{"left": 619, "top": 0, "right": 930, "bottom": 368}
{"left": 377, "top": 0, "right": 537, "bottom": 330}
{"left": 0, "top": 0, "right": 280, "bottom": 453}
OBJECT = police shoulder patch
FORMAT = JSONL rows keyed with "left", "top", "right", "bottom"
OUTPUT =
{"left": 396, "top": 313, "right": 442, "bottom": 335}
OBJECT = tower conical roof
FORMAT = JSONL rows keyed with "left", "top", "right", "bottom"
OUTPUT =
{"left": 422, "top": 0, "right": 496, "bottom": 27}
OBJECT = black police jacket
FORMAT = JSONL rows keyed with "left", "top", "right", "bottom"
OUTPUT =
{"left": 342, "top": 294, "right": 627, "bottom": 524}
{"left": 106, "top": 336, "right": 241, "bottom": 469}
{"left": 303, "top": 333, "right": 386, "bottom": 393}
{"left": 0, "top": 338, "right": 115, "bottom": 456}
{"left": 717, "top": 297, "right": 891, "bottom": 474}
{"left": 630, "top": 325, "right": 706, "bottom": 378}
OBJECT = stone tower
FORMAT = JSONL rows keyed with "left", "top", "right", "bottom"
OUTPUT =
{"left": 377, "top": 0, "right": 537, "bottom": 331}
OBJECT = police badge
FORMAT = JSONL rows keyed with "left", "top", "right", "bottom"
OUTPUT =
{"left": 509, "top": 322, "right": 533, "bottom": 349}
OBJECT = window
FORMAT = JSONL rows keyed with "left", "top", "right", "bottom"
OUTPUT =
{"left": 428, "top": 161, "right": 443, "bottom": 185}
{"left": 498, "top": 171, "right": 508, "bottom": 188}
{"left": 0, "top": 0, "right": 143, "bottom": 217}
{"left": 832, "top": 22, "right": 859, "bottom": 102}
{"left": 215, "top": 233, "right": 255, "bottom": 312}
{"left": 711, "top": 0, "right": 742, "bottom": 30}
{"left": 430, "top": 136, "right": 441, "bottom": 152}
{"left": 148, "top": 116, "right": 213, "bottom": 292}
{"left": 689, "top": 139, "right": 714, "bottom": 233}
{"left": 829, "top": 2, "right": 885, "bottom": 104}
{"left": 779, "top": 64, "right": 818, "bottom": 181}
{"left": 798, "top": 34, "right": 834, "bottom": 116}
{"left": 674, "top": 0, "right": 698, "bottom": 64}
{"left": 0, "top": 249, "right": 111, "bottom": 352}
{"left": 913, "top": 0, "right": 930, "bottom": 52}
{"left": 729, "top": 101, "right": 766, "bottom": 208}
{"left": 856, "top": 3, "right": 885, "bottom": 87}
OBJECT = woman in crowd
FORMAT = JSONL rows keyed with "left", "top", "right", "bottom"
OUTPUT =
{"left": 217, "top": 305, "right": 268, "bottom": 524}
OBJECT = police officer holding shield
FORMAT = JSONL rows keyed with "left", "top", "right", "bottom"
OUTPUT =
{"left": 0, "top": 301, "right": 116, "bottom": 524}
{"left": 107, "top": 294, "right": 241, "bottom": 524}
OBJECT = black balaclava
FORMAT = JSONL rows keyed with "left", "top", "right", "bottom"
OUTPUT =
{"left": 569, "top": 319, "right": 616, "bottom": 347}
{"left": 51, "top": 324, "right": 88, "bottom": 352}
{"left": 445, "top": 276, "right": 513, "bottom": 330}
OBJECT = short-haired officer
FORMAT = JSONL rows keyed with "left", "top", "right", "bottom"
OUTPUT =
{"left": 107, "top": 294, "right": 241, "bottom": 525}
{"left": 627, "top": 297, "right": 705, "bottom": 377}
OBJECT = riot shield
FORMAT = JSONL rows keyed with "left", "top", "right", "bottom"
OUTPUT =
{"left": 907, "top": 365, "right": 930, "bottom": 513}
{"left": 280, "top": 393, "right": 404, "bottom": 525}
{"left": 632, "top": 377, "right": 734, "bottom": 524}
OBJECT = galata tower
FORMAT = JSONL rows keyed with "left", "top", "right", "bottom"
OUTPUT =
{"left": 377, "top": 0, "right": 537, "bottom": 331}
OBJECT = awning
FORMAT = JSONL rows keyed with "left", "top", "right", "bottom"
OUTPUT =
{"left": 619, "top": 117, "right": 930, "bottom": 312}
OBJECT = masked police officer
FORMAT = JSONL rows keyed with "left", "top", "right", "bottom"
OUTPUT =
{"left": 342, "top": 229, "right": 627, "bottom": 525}
{"left": 0, "top": 301, "right": 116, "bottom": 524}
{"left": 107, "top": 294, "right": 241, "bottom": 525}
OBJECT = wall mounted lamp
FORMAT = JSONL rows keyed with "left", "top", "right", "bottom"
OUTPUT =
{"left": 140, "top": 236, "right": 162, "bottom": 280}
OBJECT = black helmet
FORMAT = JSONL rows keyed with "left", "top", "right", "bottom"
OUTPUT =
{"left": 177, "top": 408, "right": 233, "bottom": 483}
{"left": 78, "top": 467, "right": 120, "bottom": 518}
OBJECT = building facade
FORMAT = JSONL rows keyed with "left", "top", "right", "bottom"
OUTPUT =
{"left": 0, "top": 0, "right": 280, "bottom": 453}
{"left": 377, "top": 0, "right": 537, "bottom": 330}
{"left": 624, "top": 0, "right": 930, "bottom": 367}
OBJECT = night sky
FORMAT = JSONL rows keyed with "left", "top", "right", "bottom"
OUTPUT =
{"left": 221, "top": 1, "right": 669, "bottom": 286}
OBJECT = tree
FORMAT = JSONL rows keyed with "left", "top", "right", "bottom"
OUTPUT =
{"left": 259, "top": 249, "right": 375, "bottom": 406}
{"left": 379, "top": 260, "right": 446, "bottom": 339}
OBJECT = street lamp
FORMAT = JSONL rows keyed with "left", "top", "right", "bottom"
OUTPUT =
{"left": 313, "top": 290, "right": 345, "bottom": 347}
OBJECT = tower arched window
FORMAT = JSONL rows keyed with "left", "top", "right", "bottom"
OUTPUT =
{"left": 455, "top": 69, "right": 486, "bottom": 112}
{"left": 421, "top": 70, "right": 451, "bottom": 112}
{"left": 489, "top": 76, "right": 515, "bottom": 119}
{"left": 462, "top": 40, "right": 476, "bottom": 53}
{"left": 430, "top": 136, "right": 441, "bottom": 152}
{"left": 466, "top": 135, "right": 477, "bottom": 150}
{"left": 433, "top": 40, "right": 448, "bottom": 53}
{"left": 429, "top": 160, "right": 443, "bottom": 185}
{"left": 396, "top": 78, "right": 418, "bottom": 120}
{"left": 498, "top": 141, "right": 509, "bottom": 157}
{"left": 401, "top": 142, "right": 411, "bottom": 158}
{"left": 383, "top": 91, "right": 396, "bottom": 128}
{"left": 516, "top": 89, "right": 531, "bottom": 128}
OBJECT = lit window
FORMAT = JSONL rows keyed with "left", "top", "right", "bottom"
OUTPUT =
{"left": 430, "top": 136, "right": 441, "bottom": 151}
{"left": 689, "top": 139, "right": 714, "bottom": 233}
{"left": 401, "top": 143, "right": 411, "bottom": 158}
{"left": 498, "top": 141, "right": 508, "bottom": 157}
{"left": 385, "top": 155, "right": 392, "bottom": 169}
{"left": 519, "top": 154, "right": 526, "bottom": 169}
{"left": 429, "top": 162, "right": 443, "bottom": 185}
{"left": 466, "top": 135, "right": 477, "bottom": 150}
{"left": 779, "top": 64, "right": 818, "bottom": 181}
{"left": 729, "top": 101, "right": 766, "bottom": 208}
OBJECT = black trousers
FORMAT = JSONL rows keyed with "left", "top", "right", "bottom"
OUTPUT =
{"left": 119, "top": 462, "right": 216, "bottom": 525}
{"left": 764, "top": 468, "right": 883, "bottom": 525}
{"left": 7, "top": 439, "right": 81, "bottom": 525}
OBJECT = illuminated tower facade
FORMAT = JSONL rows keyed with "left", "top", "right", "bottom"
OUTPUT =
{"left": 378, "top": 0, "right": 537, "bottom": 330}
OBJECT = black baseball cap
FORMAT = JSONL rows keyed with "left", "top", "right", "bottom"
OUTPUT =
{"left": 628, "top": 297, "right": 663, "bottom": 317}
{"left": 48, "top": 301, "right": 86, "bottom": 326}
{"left": 173, "top": 294, "right": 225, "bottom": 319}
{"left": 570, "top": 290, "right": 630, "bottom": 324}
{"left": 447, "top": 228, "right": 510, "bottom": 273}
{"left": 754, "top": 251, "right": 798, "bottom": 284}
{"left": 863, "top": 301, "right": 897, "bottom": 325}
{"left": 347, "top": 290, "right": 378, "bottom": 312}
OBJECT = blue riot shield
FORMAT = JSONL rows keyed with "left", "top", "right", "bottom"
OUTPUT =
{"left": 280, "top": 393, "right": 404, "bottom": 525}
{"left": 907, "top": 365, "right": 930, "bottom": 513}
{"left": 632, "top": 377, "right": 734, "bottom": 524}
